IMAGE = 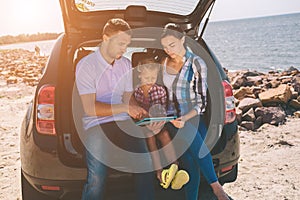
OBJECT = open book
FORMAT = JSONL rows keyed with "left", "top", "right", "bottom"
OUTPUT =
{"left": 135, "top": 116, "right": 177, "bottom": 126}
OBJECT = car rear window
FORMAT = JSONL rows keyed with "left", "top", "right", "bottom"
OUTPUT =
{"left": 74, "top": 0, "right": 200, "bottom": 16}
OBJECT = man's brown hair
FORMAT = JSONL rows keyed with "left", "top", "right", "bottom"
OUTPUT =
{"left": 102, "top": 18, "right": 132, "bottom": 37}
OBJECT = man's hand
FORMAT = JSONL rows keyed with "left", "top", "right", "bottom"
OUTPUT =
{"left": 128, "top": 105, "right": 147, "bottom": 119}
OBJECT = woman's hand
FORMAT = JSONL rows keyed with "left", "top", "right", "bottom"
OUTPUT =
{"left": 171, "top": 116, "right": 186, "bottom": 128}
{"left": 171, "top": 110, "right": 197, "bottom": 128}
{"left": 146, "top": 121, "right": 165, "bottom": 135}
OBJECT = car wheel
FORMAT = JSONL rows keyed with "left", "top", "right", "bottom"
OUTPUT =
{"left": 21, "top": 173, "right": 57, "bottom": 200}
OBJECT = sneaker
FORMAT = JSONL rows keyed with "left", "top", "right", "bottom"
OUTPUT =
{"left": 160, "top": 164, "right": 178, "bottom": 189}
{"left": 171, "top": 170, "right": 189, "bottom": 190}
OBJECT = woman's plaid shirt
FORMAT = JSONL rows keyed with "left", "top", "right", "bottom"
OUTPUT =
{"left": 171, "top": 50, "right": 207, "bottom": 116}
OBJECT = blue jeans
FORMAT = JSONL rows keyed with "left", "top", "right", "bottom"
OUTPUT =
{"left": 81, "top": 121, "right": 155, "bottom": 200}
{"left": 166, "top": 120, "right": 217, "bottom": 200}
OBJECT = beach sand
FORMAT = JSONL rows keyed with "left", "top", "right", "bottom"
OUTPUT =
{"left": 224, "top": 118, "right": 300, "bottom": 199}
{"left": 0, "top": 79, "right": 299, "bottom": 199}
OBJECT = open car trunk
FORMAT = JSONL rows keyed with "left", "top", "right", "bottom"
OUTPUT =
{"left": 55, "top": 28, "right": 225, "bottom": 169}
{"left": 59, "top": 0, "right": 215, "bottom": 38}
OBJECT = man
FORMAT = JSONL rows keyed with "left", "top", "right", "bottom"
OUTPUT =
{"left": 76, "top": 18, "right": 154, "bottom": 200}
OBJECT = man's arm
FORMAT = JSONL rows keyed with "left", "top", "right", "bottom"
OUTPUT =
{"left": 80, "top": 92, "right": 147, "bottom": 119}
{"left": 80, "top": 93, "right": 128, "bottom": 117}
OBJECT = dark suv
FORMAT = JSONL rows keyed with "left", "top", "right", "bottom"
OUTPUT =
{"left": 20, "top": 0, "right": 240, "bottom": 199}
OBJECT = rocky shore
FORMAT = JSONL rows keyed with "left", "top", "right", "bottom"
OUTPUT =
{"left": 226, "top": 68, "right": 300, "bottom": 130}
{"left": 1, "top": 48, "right": 299, "bottom": 131}
{"left": 0, "top": 49, "right": 47, "bottom": 86}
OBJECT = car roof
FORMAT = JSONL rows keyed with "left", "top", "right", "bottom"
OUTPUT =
{"left": 59, "top": 0, "right": 215, "bottom": 36}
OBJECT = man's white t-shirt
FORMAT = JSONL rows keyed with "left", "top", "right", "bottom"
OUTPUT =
{"left": 76, "top": 48, "right": 133, "bottom": 130}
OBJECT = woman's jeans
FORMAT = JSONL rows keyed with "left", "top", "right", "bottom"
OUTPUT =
{"left": 167, "top": 119, "right": 218, "bottom": 200}
{"left": 81, "top": 120, "right": 155, "bottom": 200}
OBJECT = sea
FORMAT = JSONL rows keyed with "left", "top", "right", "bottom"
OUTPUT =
{"left": 1, "top": 12, "right": 299, "bottom": 73}
{"left": 203, "top": 12, "right": 300, "bottom": 72}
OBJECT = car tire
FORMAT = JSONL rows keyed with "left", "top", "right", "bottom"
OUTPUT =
{"left": 21, "top": 173, "right": 57, "bottom": 200}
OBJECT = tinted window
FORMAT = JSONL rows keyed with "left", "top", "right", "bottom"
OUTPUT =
{"left": 74, "top": 0, "right": 200, "bottom": 15}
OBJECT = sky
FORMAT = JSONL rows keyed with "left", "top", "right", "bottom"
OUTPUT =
{"left": 0, "top": 0, "right": 300, "bottom": 36}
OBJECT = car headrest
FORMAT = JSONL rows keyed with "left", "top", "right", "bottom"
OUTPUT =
{"left": 131, "top": 52, "right": 152, "bottom": 68}
{"left": 131, "top": 49, "right": 167, "bottom": 68}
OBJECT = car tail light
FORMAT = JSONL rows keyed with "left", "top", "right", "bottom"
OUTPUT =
{"left": 222, "top": 80, "right": 236, "bottom": 124}
{"left": 36, "top": 85, "right": 56, "bottom": 135}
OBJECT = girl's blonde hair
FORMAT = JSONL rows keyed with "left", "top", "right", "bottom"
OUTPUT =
{"left": 137, "top": 57, "right": 160, "bottom": 73}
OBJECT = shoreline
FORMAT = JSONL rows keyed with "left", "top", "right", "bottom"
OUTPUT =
{"left": 0, "top": 32, "right": 60, "bottom": 46}
{"left": 0, "top": 38, "right": 56, "bottom": 46}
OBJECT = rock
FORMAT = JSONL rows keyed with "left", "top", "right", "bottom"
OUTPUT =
{"left": 243, "top": 71, "right": 263, "bottom": 77}
{"left": 237, "top": 97, "right": 263, "bottom": 113}
{"left": 235, "top": 107, "right": 243, "bottom": 124}
{"left": 294, "top": 111, "right": 300, "bottom": 118}
{"left": 265, "top": 79, "right": 281, "bottom": 89}
{"left": 254, "top": 116, "right": 263, "bottom": 129}
{"left": 232, "top": 75, "right": 247, "bottom": 89}
{"left": 245, "top": 76, "right": 263, "bottom": 87}
{"left": 258, "top": 84, "right": 292, "bottom": 105}
{"left": 242, "top": 108, "right": 256, "bottom": 122}
{"left": 290, "top": 88, "right": 299, "bottom": 99}
{"left": 251, "top": 86, "right": 264, "bottom": 98}
{"left": 233, "top": 87, "right": 255, "bottom": 100}
{"left": 286, "top": 66, "right": 299, "bottom": 72}
{"left": 292, "top": 74, "right": 300, "bottom": 93}
{"left": 278, "top": 75, "right": 293, "bottom": 81}
{"left": 255, "top": 107, "right": 286, "bottom": 126}
{"left": 280, "top": 77, "right": 293, "bottom": 84}
{"left": 6, "top": 76, "right": 18, "bottom": 84}
{"left": 289, "top": 99, "right": 300, "bottom": 109}
{"left": 240, "top": 121, "right": 255, "bottom": 130}
{"left": 0, "top": 49, "right": 48, "bottom": 86}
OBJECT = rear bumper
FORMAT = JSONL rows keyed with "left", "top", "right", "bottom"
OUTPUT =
{"left": 213, "top": 125, "right": 240, "bottom": 181}
{"left": 20, "top": 129, "right": 87, "bottom": 180}
{"left": 22, "top": 170, "right": 84, "bottom": 199}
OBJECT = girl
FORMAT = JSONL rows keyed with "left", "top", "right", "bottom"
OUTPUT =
{"left": 134, "top": 56, "right": 189, "bottom": 190}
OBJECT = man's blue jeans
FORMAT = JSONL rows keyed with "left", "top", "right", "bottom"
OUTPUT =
{"left": 81, "top": 121, "right": 155, "bottom": 200}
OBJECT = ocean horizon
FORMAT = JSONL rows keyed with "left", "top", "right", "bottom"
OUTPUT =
{"left": 1, "top": 13, "right": 299, "bottom": 73}
{"left": 204, "top": 12, "right": 300, "bottom": 72}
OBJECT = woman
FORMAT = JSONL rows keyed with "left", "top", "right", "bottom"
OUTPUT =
{"left": 160, "top": 23, "right": 229, "bottom": 200}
